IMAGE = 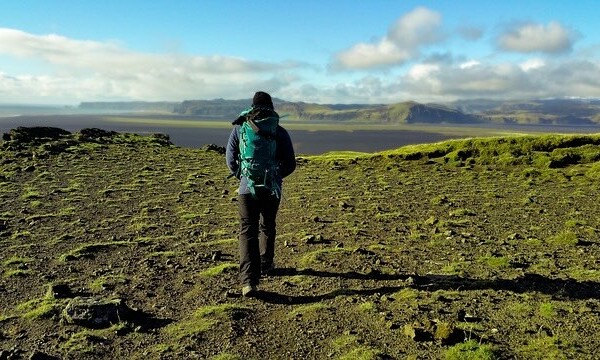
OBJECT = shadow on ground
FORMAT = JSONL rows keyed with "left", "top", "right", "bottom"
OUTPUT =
{"left": 257, "top": 268, "right": 600, "bottom": 304}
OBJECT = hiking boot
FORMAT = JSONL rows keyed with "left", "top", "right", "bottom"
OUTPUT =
{"left": 241, "top": 285, "right": 258, "bottom": 297}
{"left": 261, "top": 263, "right": 275, "bottom": 276}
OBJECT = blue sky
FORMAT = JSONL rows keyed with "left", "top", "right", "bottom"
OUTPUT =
{"left": 1, "top": 0, "right": 599, "bottom": 105}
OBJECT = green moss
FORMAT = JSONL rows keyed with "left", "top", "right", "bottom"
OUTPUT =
{"left": 565, "top": 267, "right": 600, "bottom": 281}
{"left": 211, "top": 354, "right": 241, "bottom": 360}
{"left": 3, "top": 256, "right": 34, "bottom": 266}
{"left": 392, "top": 287, "right": 419, "bottom": 301}
{"left": 21, "top": 188, "right": 43, "bottom": 200}
{"left": 339, "top": 347, "right": 382, "bottom": 360}
{"left": 16, "top": 296, "right": 64, "bottom": 320}
{"left": 10, "top": 230, "right": 32, "bottom": 240}
{"left": 147, "top": 250, "right": 181, "bottom": 258}
{"left": 89, "top": 274, "right": 129, "bottom": 291}
{"left": 298, "top": 248, "right": 351, "bottom": 267}
{"left": 331, "top": 334, "right": 382, "bottom": 360}
{"left": 3, "top": 269, "right": 32, "bottom": 278}
{"left": 188, "top": 238, "right": 237, "bottom": 248}
{"left": 61, "top": 323, "right": 127, "bottom": 355}
{"left": 357, "top": 301, "right": 376, "bottom": 312}
{"left": 444, "top": 340, "right": 496, "bottom": 360}
{"left": 538, "top": 302, "right": 556, "bottom": 318}
{"left": 163, "top": 304, "right": 250, "bottom": 340}
{"left": 547, "top": 230, "right": 578, "bottom": 246}
{"left": 479, "top": 255, "right": 510, "bottom": 268}
{"left": 287, "top": 303, "right": 329, "bottom": 319}
{"left": 198, "top": 263, "right": 238, "bottom": 277}
{"left": 517, "top": 335, "right": 570, "bottom": 360}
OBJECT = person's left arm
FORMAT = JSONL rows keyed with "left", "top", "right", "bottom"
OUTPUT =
{"left": 276, "top": 127, "right": 296, "bottom": 178}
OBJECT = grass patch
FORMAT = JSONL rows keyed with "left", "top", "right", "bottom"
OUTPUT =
{"left": 565, "top": 267, "right": 600, "bottom": 281}
{"left": 61, "top": 323, "right": 127, "bottom": 355}
{"left": 479, "top": 255, "right": 510, "bottom": 268}
{"left": 288, "top": 303, "right": 330, "bottom": 319}
{"left": 10, "top": 230, "right": 32, "bottom": 240}
{"left": 163, "top": 304, "right": 250, "bottom": 340}
{"left": 444, "top": 339, "right": 496, "bottom": 360}
{"left": 547, "top": 230, "right": 578, "bottom": 246}
{"left": 198, "top": 263, "right": 238, "bottom": 277}
{"left": 3, "top": 256, "right": 34, "bottom": 266}
{"left": 16, "top": 296, "right": 65, "bottom": 320}
{"left": 392, "top": 287, "right": 419, "bottom": 301}
{"left": 21, "top": 188, "right": 43, "bottom": 200}
{"left": 89, "top": 274, "right": 129, "bottom": 291}
{"left": 298, "top": 248, "right": 351, "bottom": 267}
{"left": 0, "top": 211, "right": 16, "bottom": 220}
{"left": 538, "top": 302, "right": 556, "bottom": 318}
{"left": 517, "top": 335, "right": 570, "bottom": 360}
{"left": 331, "top": 334, "right": 382, "bottom": 360}
{"left": 188, "top": 238, "right": 237, "bottom": 247}
{"left": 442, "top": 262, "right": 465, "bottom": 275}
{"left": 147, "top": 250, "right": 181, "bottom": 258}
{"left": 3, "top": 269, "right": 33, "bottom": 278}
{"left": 357, "top": 301, "right": 376, "bottom": 312}
{"left": 211, "top": 354, "right": 241, "bottom": 360}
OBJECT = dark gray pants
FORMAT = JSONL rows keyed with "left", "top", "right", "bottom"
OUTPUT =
{"left": 238, "top": 192, "right": 280, "bottom": 286}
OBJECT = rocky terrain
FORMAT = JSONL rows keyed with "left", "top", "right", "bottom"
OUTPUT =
{"left": 0, "top": 127, "right": 599, "bottom": 359}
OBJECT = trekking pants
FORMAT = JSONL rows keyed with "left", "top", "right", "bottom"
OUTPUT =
{"left": 238, "top": 191, "right": 280, "bottom": 286}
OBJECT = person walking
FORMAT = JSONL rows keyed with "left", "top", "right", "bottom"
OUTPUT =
{"left": 226, "top": 91, "right": 296, "bottom": 297}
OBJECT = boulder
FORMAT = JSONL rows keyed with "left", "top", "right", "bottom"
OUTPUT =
{"left": 79, "top": 128, "right": 118, "bottom": 140}
{"left": 2, "top": 127, "right": 71, "bottom": 145}
{"left": 202, "top": 144, "right": 226, "bottom": 154}
{"left": 62, "top": 297, "right": 135, "bottom": 328}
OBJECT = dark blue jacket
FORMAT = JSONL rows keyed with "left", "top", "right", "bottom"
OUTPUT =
{"left": 226, "top": 125, "right": 296, "bottom": 195}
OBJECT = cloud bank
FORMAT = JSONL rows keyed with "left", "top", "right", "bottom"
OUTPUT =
{"left": 0, "top": 28, "right": 302, "bottom": 103}
{"left": 0, "top": 6, "right": 599, "bottom": 106}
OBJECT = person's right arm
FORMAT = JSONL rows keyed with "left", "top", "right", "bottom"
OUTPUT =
{"left": 226, "top": 127, "right": 240, "bottom": 177}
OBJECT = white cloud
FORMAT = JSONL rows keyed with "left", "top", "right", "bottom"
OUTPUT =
{"left": 407, "top": 63, "right": 440, "bottom": 80}
{"left": 0, "top": 28, "right": 304, "bottom": 103}
{"left": 290, "top": 58, "right": 600, "bottom": 105}
{"left": 459, "top": 60, "right": 480, "bottom": 69}
{"left": 498, "top": 21, "right": 575, "bottom": 54}
{"left": 519, "top": 58, "right": 545, "bottom": 71}
{"left": 333, "top": 7, "right": 443, "bottom": 70}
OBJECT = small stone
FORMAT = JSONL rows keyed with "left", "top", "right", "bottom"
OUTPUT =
{"left": 387, "top": 321, "right": 401, "bottom": 330}
{"left": 29, "top": 350, "right": 58, "bottom": 360}
{"left": 211, "top": 250, "right": 222, "bottom": 261}
{"left": 302, "top": 234, "right": 317, "bottom": 244}
{"left": 444, "top": 230, "right": 455, "bottom": 237}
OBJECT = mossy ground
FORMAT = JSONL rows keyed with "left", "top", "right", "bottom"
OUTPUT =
{"left": 0, "top": 131, "right": 599, "bottom": 359}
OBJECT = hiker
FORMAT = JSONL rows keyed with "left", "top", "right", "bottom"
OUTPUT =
{"left": 226, "top": 91, "right": 296, "bottom": 297}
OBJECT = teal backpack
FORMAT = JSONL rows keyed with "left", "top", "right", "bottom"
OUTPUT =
{"left": 238, "top": 106, "right": 281, "bottom": 198}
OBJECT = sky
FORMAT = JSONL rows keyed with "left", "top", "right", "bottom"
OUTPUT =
{"left": 1, "top": 0, "right": 600, "bottom": 105}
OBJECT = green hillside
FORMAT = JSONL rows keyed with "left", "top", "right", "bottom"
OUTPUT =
{"left": 78, "top": 98, "right": 600, "bottom": 125}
